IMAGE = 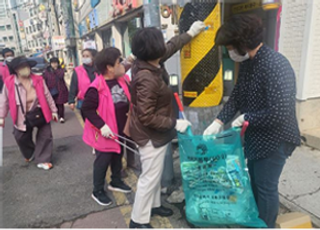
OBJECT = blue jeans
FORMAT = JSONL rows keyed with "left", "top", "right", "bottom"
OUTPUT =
{"left": 247, "top": 142, "right": 295, "bottom": 228}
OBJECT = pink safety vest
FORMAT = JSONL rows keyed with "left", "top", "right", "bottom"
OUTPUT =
{"left": 82, "top": 74, "right": 131, "bottom": 153}
{"left": 0, "top": 63, "right": 10, "bottom": 82}
{"left": 74, "top": 65, "right": 94, "bottom": 100}
{"left": 5, "top": 74, "right": 53, "bottom": 124}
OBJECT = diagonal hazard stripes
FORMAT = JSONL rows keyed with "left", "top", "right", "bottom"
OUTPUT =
{"left": 180, "top": 1, "right": 223, "bottom": 107}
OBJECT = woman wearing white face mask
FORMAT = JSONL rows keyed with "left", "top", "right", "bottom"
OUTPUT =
{"left": 68, "top": 49, "right": 98, "bottom": 116}
{"left": 203, "top": 15, "right": 301, "bottom": 228}
{"left": 0, "top": 48, "right": 15, "bottom": 92}
{"left": 0, "top": 56, "right": 58, "bottom": 170}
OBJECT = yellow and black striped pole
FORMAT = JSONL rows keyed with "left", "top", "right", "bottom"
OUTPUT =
{"left": 179, "top": 0, "right": 222, "bottom": 108}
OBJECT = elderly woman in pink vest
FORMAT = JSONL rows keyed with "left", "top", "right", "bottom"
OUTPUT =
{"left": 68, "top": 49, "right": 98, "bottom": 117}
{"left": 81, "top": 47, "right": 132, "bottom": 206}
{"left": 0, "top": 56, "right": 58, "bottom": 170}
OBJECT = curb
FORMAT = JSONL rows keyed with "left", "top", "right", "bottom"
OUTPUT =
{"left": 280, "top": 194, "right": 320, "bottom": 228}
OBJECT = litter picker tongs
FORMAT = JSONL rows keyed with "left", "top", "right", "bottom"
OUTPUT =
{"left": 109, "top": 133, "right": 139, "bottom": 155}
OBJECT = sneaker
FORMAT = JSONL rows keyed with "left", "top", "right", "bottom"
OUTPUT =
{"left": 60, "top": 118, "right": 65, "bottom": 123}
{"left": 129, "top": 220, "right": 153, "bottom": 228}
{"left": 25, "top": 154, "right": 35, "bottom": 163}
{"left": 151, "top": 206, "right": 173, "bottom": 217}
{"left": 37, "top": 163, "right": 53, "bottom": 170}
{"left": 108, "top": 181, "right": 132, "bottom": 193}
{"left": 91, "top": 190, "right": 112, "bottom": 206}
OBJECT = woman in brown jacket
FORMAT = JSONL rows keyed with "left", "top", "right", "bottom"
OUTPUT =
{"left": 129, "top": 22, "right": 205, "bottom": 228}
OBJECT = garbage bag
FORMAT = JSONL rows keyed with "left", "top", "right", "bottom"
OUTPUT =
{"left": 178, "top": 128, "right": 267, "bottom": 228}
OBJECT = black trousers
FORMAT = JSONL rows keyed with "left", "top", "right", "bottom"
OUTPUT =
{"left": 93, "top": 147, "right": 123, "bottom": 192}
{"left": 56, "top": 104, "right": 65, "bottom": 119}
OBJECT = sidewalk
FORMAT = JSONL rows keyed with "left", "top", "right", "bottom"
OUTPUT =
{"left": 55, "top": 143, "right": 320, "bottom": 228}
{"left": 279, "top": 145, "right": 320, "bottom": 227}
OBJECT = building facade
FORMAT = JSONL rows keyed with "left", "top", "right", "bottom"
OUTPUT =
{"left": 0, "top": 0, "right": 20, "bottom": 56}
{"left": 279, "top": 0, "right": 320, "bottom": 148}
{"left": 73, "top": 0, "right": 144, "bottom": 66}
{"left": 70, "top": 0, "right": 320, "bottom": 147}
{"left": 22, "top": 0, "right": 51, "bottom": 55}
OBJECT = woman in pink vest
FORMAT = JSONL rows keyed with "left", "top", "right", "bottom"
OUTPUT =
{"left": 68, "top": 49, "right": 98, "bottom": 117}
{"left": 0, "top": 56, "right": 58, "bottom": 170}
{"left": 81, "top": 47, "right": 132, "bottom": 206}
{"left": 0, "top": 48, "right": 15, "bottom": 92}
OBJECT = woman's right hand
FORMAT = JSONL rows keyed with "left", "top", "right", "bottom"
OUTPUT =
{"left": 175, "top": 119, "right": 192, "bottom": 133}
{"left": 203, "top": 119, "right": 223, "bottom": 136}
{"left": 69, "top": 103, "right": 75, "bottom": 111}
{"left": 100, "top": 124, "right": 114, "bottom": 138}
{"left": 187, "top": 21, "right": 206, "bottom": 37}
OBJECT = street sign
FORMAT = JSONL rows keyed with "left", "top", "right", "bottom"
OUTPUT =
{"left": 52, "top": 36, "right": 66, "bottom": 50}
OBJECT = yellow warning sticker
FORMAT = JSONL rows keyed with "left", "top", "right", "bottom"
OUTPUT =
{"left": 184, "top": 91, "right": 198, "bottom": 98}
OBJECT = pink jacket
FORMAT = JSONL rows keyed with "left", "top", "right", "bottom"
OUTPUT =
{"left": 83, "top": 75, "right": 131, "bottom": 153}
{"left": 0, "top": 74, "right": 57, "bottom": 131}
{"left": 0, "top": 62, "right": 10, "bottom": 82}
{"left": 75, "top": 65, "right": 93, "bottom": 100}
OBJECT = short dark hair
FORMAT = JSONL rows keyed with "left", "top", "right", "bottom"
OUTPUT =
{"left": 49, "top": 57, "right": 61, "bottom": 69}
{"left": 95, "top": 47, "right": 121, "bottom": 75}
{"left": 215, "top": 14, "right": 263, "bottom": 55}
{"left": 2, "top": 48, "right": 14, "bottom": 57}
{"left": 82, "top": 48, "right": 98, "bottom": 57}
{"left": 131, "top": 27, "right": 166, "bottom": 61}
{"left": 50, "top": 57, "right": 59, "bottom": 63}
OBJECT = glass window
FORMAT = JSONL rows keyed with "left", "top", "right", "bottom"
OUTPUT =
{"left": 6, "top": 25, "right": 11, "bottom": 30}
{"left": 0, "top": 26, "right": 5, "bottom": 31}
{"left": 3, "top": 37, "right": 8, "bottom": 42}
{"left": 26, "top": 27, "right": 28, "bottom": 34}
{"left": 29, "top": 26, "right": 32, "bottom": 33}
{"left": 9, "top": 36, "right": 14, "bottom": 41}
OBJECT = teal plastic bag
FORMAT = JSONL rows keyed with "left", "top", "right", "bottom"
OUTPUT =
{"left": 178, "top": 128, "right": 267, "bottom": 228}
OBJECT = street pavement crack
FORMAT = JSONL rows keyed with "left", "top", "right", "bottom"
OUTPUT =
{"left": 54, "top": 204, "right": 132, "bottom": 228}
{"left": 291, "top": 186, "right": 320, "bottom": 201}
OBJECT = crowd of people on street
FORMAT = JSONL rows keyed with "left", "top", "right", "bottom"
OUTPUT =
{"left": 0, "top": 14, "right": 301, "bottom": 229}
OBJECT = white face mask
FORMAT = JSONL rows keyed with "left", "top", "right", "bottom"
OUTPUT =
{"left": 17, "top": 67, "right": 31, "bottom": 78}
{"left": 82, "top": 57, "right": 92, "bottom": 65}
{"left": 228, "top": 49, "right": 250, "bottom": 62}
{"left": 5, "top": 56, "right": 14, "bottom": 63}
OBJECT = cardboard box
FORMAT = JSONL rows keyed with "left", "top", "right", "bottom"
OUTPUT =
{"left": 276, "top": 212, "right": 313, "bottom": 228}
